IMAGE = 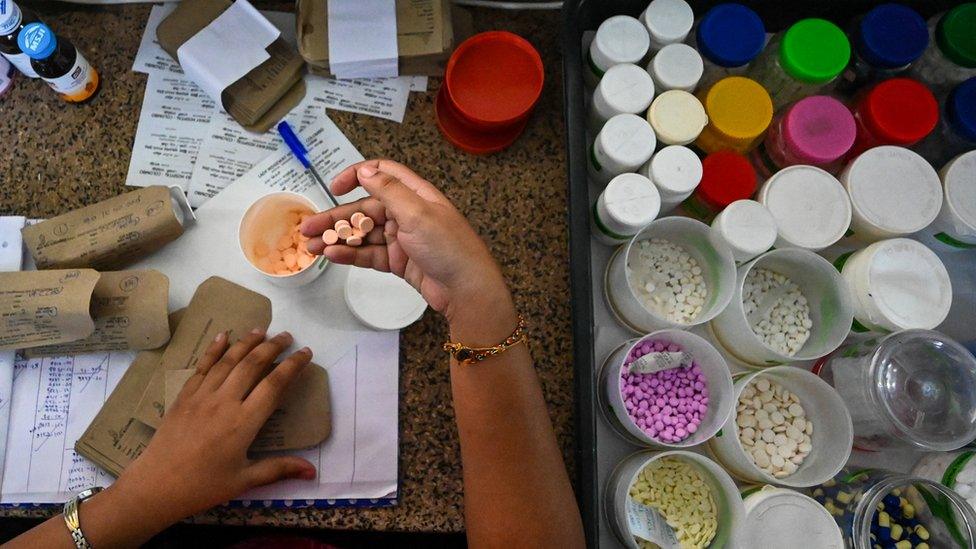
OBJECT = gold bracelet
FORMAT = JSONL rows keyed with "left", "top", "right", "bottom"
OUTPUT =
{"left": 443, "top": 315, "right": 527, "bottom": 365}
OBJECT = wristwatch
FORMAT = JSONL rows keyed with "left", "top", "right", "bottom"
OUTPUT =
{"left": 63, "top": 486, "right": 103, "bottom": 549}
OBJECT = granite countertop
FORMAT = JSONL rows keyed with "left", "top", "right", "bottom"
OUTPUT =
{"left": 0, "top": 2, "right": 571, "bottom": 533}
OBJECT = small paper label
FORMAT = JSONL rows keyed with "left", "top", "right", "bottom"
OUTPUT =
{"left": 626, "top": 499, "right": 681, "bottom": 548}
{"left": 629, "top": 351, "right": 693, "bottom": 374}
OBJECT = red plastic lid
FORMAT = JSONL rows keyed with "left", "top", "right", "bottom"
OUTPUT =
{"left": 697, "top": 150, "right": 757, "bottom": 209}
{"left": 445, "top": 31, "right": 544, "bottom": 128}
{"left": 860, "top": 78, "right": 938, "bottom": 145}
{"left": 435, "top": 86, "right": 528, "bottom": 155}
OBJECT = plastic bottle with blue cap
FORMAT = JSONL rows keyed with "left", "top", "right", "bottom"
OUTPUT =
{"left": 913, "top": 77, "right": 976, "bottom": 168}
{"left": 17, "top": 22, "right": 98, "bottom": 103}
{"left": 694, "top": 3, "right": 766, "bottom": 89}
{"left": 834, "top": 4, "right": 929, "bottom": 96}
{"left": 0, "top": 0, "right": 39, "bottom": 78}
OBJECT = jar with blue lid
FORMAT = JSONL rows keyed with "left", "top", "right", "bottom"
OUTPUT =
{"left": 835, "top": 3, "right": 929, "bottom": 96}
{"left": 694, "top": 3, "right": 766, "bottom": 88}
{"left": 914, "top": 77, "right": 976, "bottom": 168}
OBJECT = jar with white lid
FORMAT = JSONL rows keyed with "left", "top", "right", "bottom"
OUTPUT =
{"left": 916, "top": 150, "right": 976, "bottom": 252}
{"left": 638, "top": 145, "right": 702, "bottom": 214}
{"left": 591, "top": 173, "right": 660, "bottom": 246}
{"left": 646, "top": 43, "right": 702, "bottom": 93}
{"left": 588, "top": 63, "right": 655, "bottom": 132}
{"left": 709, "top": 199, "right": 776, "bottom": 265}
{"left": 645, "top": 90, "right": 706, "bottom": 147}
{"left": 835, "top": 239, "right": 952, "bottom": 334}
{"left": 585, "top": 15, "right": 650, "bottom": 88}
{"left": 639, "top": 0, "right": 694, "bottom": 54}
{"left": 839, "top": 146, "right": 943, "bottom": 244}
{"left": 736, "top": 485, "right": 844, "bottom": 549}
{"left": 908, "top": 4, "right": 976, "bottom": 94}
{"left": 757, "top": 165, "right": 852, "bottom": 251}
{"left": 588, "top": 113, "right": 656, "bottom": 186}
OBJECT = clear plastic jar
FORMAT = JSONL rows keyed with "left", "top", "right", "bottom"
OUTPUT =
{"left": 751, "top": 95, "right": 856, "bottom": 179}
{"left": 694, "top": 76, "right": 772, "bottom": 154}
{"left": 834, "top": 3, "right": 929, "bottom": 96}
{"left": 816, "top": 330, "right": 976, "bottom": 452}
{"left": 908, "top": 4, "right": 976, "bottom": 95}
{"left": 747, "top": 18, "right": 851, "bottom": 109}
{"left": 848, "top": 78, "right": 939, "bottom": 158}
{"left": 694, "top": 3, "right": 766, "bottom": 89}
{"left": 805, "top": 468, "right": 976, "bottom": 548}
{"left": 914, "top": 77, "right": 976, "bottom": 169}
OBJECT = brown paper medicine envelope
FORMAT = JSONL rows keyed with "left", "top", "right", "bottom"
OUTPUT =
{"left": 0, "top": 269, "right": 100, "bottom": 350}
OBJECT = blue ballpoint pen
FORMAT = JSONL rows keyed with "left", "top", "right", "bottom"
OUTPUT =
{"left": 276, "top": 121, "right": 340, "bottom": 207}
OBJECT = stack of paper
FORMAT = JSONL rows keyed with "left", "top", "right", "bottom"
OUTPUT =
{"left": 327, "top": 0, "right": 399, "bottom": 79}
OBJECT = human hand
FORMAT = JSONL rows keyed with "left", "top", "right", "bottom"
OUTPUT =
{"left": 301, "top": 160, "right": 515, "bottom": 339}
{"left": 109, "top": 330, "right": 316, "bottom": 531}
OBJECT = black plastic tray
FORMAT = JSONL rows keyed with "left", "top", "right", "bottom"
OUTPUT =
{"left": 561, "top": 1, "right": 959, "bottom": 547}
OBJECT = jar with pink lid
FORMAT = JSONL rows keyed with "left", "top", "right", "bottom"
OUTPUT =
{"left": 751, "top": 96, "right": 857, "bottom": 179}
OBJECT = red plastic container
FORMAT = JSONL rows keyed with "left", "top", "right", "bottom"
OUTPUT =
{"left": 682, "top": 150, "right": 757, "bottom": 221}
{"left": 849, "top": 77, "right": 939, "bottom": 157}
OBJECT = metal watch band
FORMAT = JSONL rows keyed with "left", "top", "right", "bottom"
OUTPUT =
{"left": 63, "top": 486, "right": 103, "bottom": 549}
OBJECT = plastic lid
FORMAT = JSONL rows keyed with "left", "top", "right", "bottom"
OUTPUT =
{"left": 947, "top": 78, "right": 976, "bottom": 143}
{"left": 936, "top": 4, "right": 976, "bottom": 69}
{"left": 872, "top": 330, "right": 976, "bottom": 450}
{"left": 760, "top": 166, "right": 851, "bottom": 250}
{"left": 860, "top": 78, "right": 939, "bottom": 145}
{"left": 780, "top": 19, "right": 851, "bottom": 84}
{"left": 647, "top": 90, "right": 707, "bottom": 145}
{"left": 702, "top": 77, "right": 772, "bottom": 142}
{"left": 593, "top": 15, "right": 650, "bottom": 70}
{"left": 844, "top": 146, "right": 943, "bottom": 235}
{"left": 855, "top": 4, "right": 929, "bottom": 69}
{"left": 942, "top": 150, "right": 976, "bottom": 233}
{"left": 17, "top": 23, "right": 56, "bottom": 60}
{"left": 435, "top": 86, "right": 528, "bottom": 154}
{"left": 648, "top": 145, "right": 702, "bottom": 194}
{"left": 597, "top": 63, "right": 655, "bottom": 115}
{"left": 697, "top": 151, "right": 757, "bottom": 210}
{"left": 345, "top": 268, "right": 428, "bottom": 331}
{"left": 641, "top": 0, "right": 694, "bottom": 44}
{"left": 598, "top": 113, "right": 656, "bottom": 164}
{"left": 603, "top": 173, "right": 661, "bottom": 230}
{"left": 445, "top": 31, "right": 543, "bottom": 126}
{"left": 696, "top": 3, "right": 766, "bottom": 68}
{"left": 741, "top": 487, "right": 844, "bottom": 549}
{"left": 714, "top": 199, "right": 777, "bottom": 256}
{"left": 782, "top": 96, "right": 856, "bottom": 164}
{"left": 650, "top": 43, "right": 703, "bottom": 91}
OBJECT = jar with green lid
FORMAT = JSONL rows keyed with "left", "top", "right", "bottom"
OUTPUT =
{"left": 746, "top": 18, "right": 851, "bottom": 110}
{"left": 908, "top": 4, "right": 976, "bottom": 95}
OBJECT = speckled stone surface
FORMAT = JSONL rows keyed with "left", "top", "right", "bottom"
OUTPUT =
{"left": 0, "top": 2, "right": 571, "bottom": 533}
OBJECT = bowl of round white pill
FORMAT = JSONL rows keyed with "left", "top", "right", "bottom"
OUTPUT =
{"left": 598, "top": 329, "right": 734, "bottom": 450}
{"left": 239, "top": 192, "right": 329, "bottom": 288}
{"left": 709, "top": 248, "right": 855, "bottom": 366}
{"left": 605, "top": 216, "right": 737, "bottom": 334}
{"left": 606, "top": 450, "right": 745, "bottom": 549}
{"left": 707, "top": 366, "right": 853, "bottom": 488}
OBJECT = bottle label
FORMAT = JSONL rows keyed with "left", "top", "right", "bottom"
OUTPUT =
{"left": 1, "top": 51, "right": 36, "bottom": 78}
{"left": 0, "top": 1, "right": 21, "bottom": 35}
{"left": 42, "top": 50, "right": 98, "bottom": 102}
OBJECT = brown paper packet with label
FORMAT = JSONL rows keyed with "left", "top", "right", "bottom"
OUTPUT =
{"left": 0, "top": 269, "right": 99, "bottom": 350}
{"left": 163, "top": 363, "right": 331, "bottom": 451}
{"left": 22, "top": 186, "right": 190, "bottom": 271}
{"left": 157, "top": 0, "right": 306, "bottom": 132}
{"left": 24, "top": 270, "right": 171, "bottom": 357}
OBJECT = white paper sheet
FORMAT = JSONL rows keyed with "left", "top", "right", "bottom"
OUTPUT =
{"left": 307, "top": 75, "right": 411, "bottom": 123}
{"left": 0, "top": 217, "right": 26, "bottom": 494}
{"left": 177, "top": 0, "right": 279, "bottom": 109}
{"left": 327, "top": 0, "right": 399, "bottom": 79}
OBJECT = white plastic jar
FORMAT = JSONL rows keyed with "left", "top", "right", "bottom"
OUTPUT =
{"left": 917, "top": 150, "right": 976, "bottom": 252}
{"left": 588, "top": 63, "right": 656, "bottom": 132}
{"left": 837, "top": 238, "right": 952, "bottom": 333}
{"left": 645, "top": 90, "right": 707, "bottom": 147}
{"left": 588, "top": 113, "right": 656, "bottom": 185}
{"left": 757, "top": 165, "right": 852, "bottom": 251}
{"left": 586, "top": 15, "right": 650, "bottom": 88}
{"left": 646, "top": 43, "right": 703, "bottom": 92}
{"left": 639, "top": 0, "right": 694, "bottom": 54}
{"left": 737, "top": 485, "right": 845, "bottom": 549}
{"left": 839, "top": 146, "right": 943, "bottom": 243}
{"left": 638, "top": 145, "right": 702, "bottom": 213}
{"left": 709, "top": 199, "right": 777, "bottom": 265}
{"left": 591, "top": 173, "right": 661, "bottom": 246}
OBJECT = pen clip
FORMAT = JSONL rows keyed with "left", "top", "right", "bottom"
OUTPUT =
{"left": 277, "top": 121, "right": 311, "bottom": 169}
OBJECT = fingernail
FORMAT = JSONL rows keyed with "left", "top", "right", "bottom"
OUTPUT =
{"left": 358, "top": 165, "right": 377, "bottom": 178}
{"left": 251, "top": 328, "right": 265, "bottom": 335}
{"left": 299, "top": 346, "right": 312, "bottom": 356}
{"left": 213, "top": 331, "right": 227, "bottom": 343}
{"left": 299, "top": 467, "right": 317, "bottom": 480}
{"left": 276, "top": 331, "right": 293, "bottom": 341}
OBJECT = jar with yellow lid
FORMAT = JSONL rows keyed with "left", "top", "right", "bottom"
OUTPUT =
{"left": 694, "top": 76, "right": 772, "bottom": 154}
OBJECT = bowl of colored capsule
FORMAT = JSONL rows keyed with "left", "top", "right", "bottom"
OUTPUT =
{"left": 239, "top": 192, "right": 329, "bottom": 287}
{"left": 599, "top": 329, "right": 734, "bottom": 449}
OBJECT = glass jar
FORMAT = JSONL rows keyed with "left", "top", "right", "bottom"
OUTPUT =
{"left": 747, "top": 18, "right": 851, "bottom": 109}
{"left": 805, "top": 468, "right": 976, "bottom": 548}
{"left": 908, "top": 4, "right": 976, "bottom": 95}
{"left": 816, "top": 330, "right": 976, "bottom": 452}
{"left": 694, "top": 3, "right": 766, "bottom": 89}
{"left": 751, "top": 95, "right": 856, "bottom": 179}
{"left": 694, "top": 76, "right": 772, "bottom": 154}
{"left": 848, "top": 78, "right": 939, "bottom": 158}
{"left": 834, "top": 3, "right": 929, "bottom": 96}
{"left": 914, "top": 77, "right": 976, "bottom": 169}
